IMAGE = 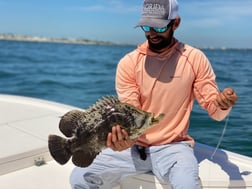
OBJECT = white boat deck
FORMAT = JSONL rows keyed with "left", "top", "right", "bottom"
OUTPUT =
{"left": 0, "top": 94, "right": 252, "bottom": 189}
{"left": 0, "top": 94, "right": 76, "bottom": 188}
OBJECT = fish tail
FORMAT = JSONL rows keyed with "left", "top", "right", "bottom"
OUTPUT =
{"left": 48, "top": 135, "right": 72, "bottom": 165}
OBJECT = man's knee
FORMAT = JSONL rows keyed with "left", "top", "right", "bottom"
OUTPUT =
{"left": 70, "top": 168, "right": 110, "bottom": 189}
{"left": 170, "top": 177, "right": 201, "bottom": 189}
{"left": 70, "top": 168, "right": 94, "bottom": 189}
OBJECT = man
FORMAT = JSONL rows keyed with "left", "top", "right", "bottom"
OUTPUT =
{"left": 70, "top": 0, "right": 238, "bottom": 188}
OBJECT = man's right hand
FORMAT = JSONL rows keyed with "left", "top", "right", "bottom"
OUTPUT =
{"left": 107, "top": 125, "right": 136, "bottom": 151}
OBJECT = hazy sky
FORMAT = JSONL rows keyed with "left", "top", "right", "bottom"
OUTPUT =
{"left": 0, "top": 0, "right": 252, "bottom": 48}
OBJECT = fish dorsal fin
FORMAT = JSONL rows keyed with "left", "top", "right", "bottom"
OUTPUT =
{"left": 59, "top": 110, "right": 83, "bottom": 137}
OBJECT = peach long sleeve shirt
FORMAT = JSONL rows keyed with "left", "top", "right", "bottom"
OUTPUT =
{"left": 115, "top": 40, "right": 230, "bottom": 147}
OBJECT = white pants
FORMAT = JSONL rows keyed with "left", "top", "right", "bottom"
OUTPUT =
{"left": 70, "top": 142, "right": 200, "bottom": 189}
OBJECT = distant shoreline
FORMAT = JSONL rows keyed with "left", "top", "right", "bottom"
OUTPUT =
{"left": 0, "top": 33, "right": 132, "bottom": 46}
{"left": 0, "top": 33, "right": 251, "bottom": 50}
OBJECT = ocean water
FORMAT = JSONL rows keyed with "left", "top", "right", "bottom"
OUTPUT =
{"left": 0, "top": 40, "right": 251, "bottom": 157}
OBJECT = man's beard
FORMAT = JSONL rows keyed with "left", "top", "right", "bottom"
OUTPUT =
{"left": 147, "top": 36, "right": 172, "bottom": 51}
{"left": 147, "top": 31, "right": 174, "bottom": 52}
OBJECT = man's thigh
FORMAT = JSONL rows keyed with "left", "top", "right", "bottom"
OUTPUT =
{"left": 150, "top": 142, "right": 200, "bottom": 189}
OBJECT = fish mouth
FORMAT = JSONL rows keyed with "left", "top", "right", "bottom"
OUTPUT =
{"left": 150, "top": 113, "right": 165, "bottom": 125}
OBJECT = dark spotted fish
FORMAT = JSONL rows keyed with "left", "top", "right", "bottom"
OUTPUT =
{"left": 48, "top": 96, "right": 164, "bottom": 167}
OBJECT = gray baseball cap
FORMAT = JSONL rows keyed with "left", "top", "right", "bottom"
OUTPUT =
{"left": 136, "top": 0, "right": 179, "bottom": 28}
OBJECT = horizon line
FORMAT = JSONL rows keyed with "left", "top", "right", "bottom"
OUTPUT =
{"left": 0, "top": 33, "right": 251, "bottom": 50}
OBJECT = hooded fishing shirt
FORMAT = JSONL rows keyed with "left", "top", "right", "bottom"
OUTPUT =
{"left": 115, "top": 40, "right": 230, "bottom": 147}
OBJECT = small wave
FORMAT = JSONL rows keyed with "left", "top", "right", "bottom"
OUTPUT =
{"left": 0, "top": 71, "right": 15, "bottom": 78}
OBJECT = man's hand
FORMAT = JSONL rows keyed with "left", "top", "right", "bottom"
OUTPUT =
{"left": 107, "top": 125, "right": 136, "bottom": 151}
{"left": 214, "top": 88, "right": 238, "bottom": 110}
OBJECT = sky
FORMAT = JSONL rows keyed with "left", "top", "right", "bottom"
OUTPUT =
{"left": 0, "top": 0, "right": 252, "bottom": 48}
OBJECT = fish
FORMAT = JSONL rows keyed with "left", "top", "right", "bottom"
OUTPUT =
{"left": 48, "top": 96, "right": 164, "bottom": 167}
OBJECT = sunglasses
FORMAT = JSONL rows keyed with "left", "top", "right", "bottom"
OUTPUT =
{"left": 141, "top": 20, "right": 174, "bottom": 33}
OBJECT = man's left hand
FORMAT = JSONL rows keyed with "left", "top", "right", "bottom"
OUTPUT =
{"left": 214, "top": 88, "right": 238, "bottom": 110}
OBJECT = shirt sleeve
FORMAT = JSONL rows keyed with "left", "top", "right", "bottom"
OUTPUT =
{"left": 190, "top": 49, "right": 231, "bottom": 121}
{"left": 115, "top": 53, "right": 141, "bottom": 108}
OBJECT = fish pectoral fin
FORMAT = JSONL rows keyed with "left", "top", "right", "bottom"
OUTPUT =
{"left": 72, "top": 150, "right": 98, "bottom": 167}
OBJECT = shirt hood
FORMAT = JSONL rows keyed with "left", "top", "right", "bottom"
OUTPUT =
{"left": 136, "top": 38, "right": 180, "bottom": 58}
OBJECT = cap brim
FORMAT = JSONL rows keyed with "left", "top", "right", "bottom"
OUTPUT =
{"left": 135, "top": 18, "right": 171, "bottom": 28}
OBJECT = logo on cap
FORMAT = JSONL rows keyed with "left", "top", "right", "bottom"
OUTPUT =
{"left": 143, "top": 3, "right": 166, "bottom": 16}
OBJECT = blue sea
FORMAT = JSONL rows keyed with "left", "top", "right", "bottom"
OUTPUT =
{"left": 0, "top": 40, "right": 251, "bottom": 157}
